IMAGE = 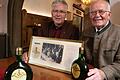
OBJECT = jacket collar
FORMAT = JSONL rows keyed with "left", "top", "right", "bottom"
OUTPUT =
{"left": 95, "top": 21, "right": 111, "bottom": 35}
{"left": 84, "top": 21, "right": 112, "bottom": 37}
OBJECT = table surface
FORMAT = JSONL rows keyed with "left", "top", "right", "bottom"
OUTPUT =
{"left": 0, "top": 56, "right": 72, "bottom": 80}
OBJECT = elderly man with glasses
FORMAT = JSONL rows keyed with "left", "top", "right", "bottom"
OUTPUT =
{"left": 84, "top": 0, "right": 120, "bottom": 80}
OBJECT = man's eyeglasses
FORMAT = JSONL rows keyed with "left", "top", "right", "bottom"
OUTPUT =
{"left": 90, "top": 10, "right": 110, "bottom": 15}
{"left": 52, "top": 10, "right": 67, "bottom": 14}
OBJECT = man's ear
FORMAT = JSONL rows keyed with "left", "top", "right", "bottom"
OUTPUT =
{"left": 108, "top": 12, "right": 111, "bottom": 17}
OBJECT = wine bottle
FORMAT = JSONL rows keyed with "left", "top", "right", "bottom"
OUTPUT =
{"left": 71, "top": 47, "right": 89, "bottom": 80}
{"left": 4, "top": 47, "right": 33, "bottom": 80}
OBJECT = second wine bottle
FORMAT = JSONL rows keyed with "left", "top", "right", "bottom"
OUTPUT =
{"left": 71, "top": 47, "right": 89, "bottom": 80}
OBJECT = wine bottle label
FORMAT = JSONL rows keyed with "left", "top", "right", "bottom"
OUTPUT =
{"left": 71, "top": 63, "right": 80, "bottom": 78}
{"left": 11, "top": 69, "right": 27, "bottom": 80}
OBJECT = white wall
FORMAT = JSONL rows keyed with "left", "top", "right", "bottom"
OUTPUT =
{"left": 22, "top": 0, "right": 52, "bottom": 17}
{"left": 0, "top": 0, "right": 8, "bottom": 33}
{"left": 22, "top": 0, "right": 75, "bottom": 17}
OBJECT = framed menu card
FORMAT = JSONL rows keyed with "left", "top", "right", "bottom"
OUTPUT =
{"left": 28, "top": 36, "right": 83, "bottom": 73}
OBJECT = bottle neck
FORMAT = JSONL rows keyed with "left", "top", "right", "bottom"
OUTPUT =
{"left": 16, "top": 55, "right": 22, "bottom": 62}
{"left": 15, "top": 47, "right": 23, "bottom": 62}
{"left": 78, "top": 47, "right": 85, "bottom": 60}
{"left": 79, "top": 53, "right": 84, "bottom": 58}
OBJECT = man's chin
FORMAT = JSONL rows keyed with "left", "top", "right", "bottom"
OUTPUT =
{"left": 55, "top": 21, "right": 63, "bottom": 25}
{"left": 55, "top": 21, "right": 61, "bottom": 23}
{"left": 54, "top": 22, "right": 63, "bottom": 27}
{"left": 94, "top": 24, "right": 104, "bottom": 28}
{"left": 93, "top": 23, "right": 104, "bottom": 27}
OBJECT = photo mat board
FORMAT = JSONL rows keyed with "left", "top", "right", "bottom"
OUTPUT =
{"left": 28, "top": 36, "right": 83, "bottom": 73}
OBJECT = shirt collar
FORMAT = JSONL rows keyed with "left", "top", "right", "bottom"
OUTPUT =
{"left": 95, "top": 21, "right": 109, "bottom": 32}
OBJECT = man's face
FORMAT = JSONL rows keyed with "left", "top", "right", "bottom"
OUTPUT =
{"left": 51, "top": 3, "right": 67, "bottom": 26}
{"left": 89, "top": 1, "right": 111, "bottom": 28}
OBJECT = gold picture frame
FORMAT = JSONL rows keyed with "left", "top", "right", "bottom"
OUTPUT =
{"left": 28, "top": 36, "right": 83, "bottom": 73}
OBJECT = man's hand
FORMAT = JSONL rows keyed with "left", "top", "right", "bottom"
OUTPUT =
{"left": 85, "top": 68, "right": 106, "bottom": 80}
{"left": 22, "top": 52, "right": 28, "bottom": 63}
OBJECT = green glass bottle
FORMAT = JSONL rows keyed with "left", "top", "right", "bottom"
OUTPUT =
{"left": 4, "top": 47, "right": 33, "bottom": 80}
{"left": 71, "top": 47, "right": 89, "bottom": 80}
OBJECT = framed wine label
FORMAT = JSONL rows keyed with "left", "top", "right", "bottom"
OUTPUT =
{"left": 28, "top": 36, "right": 83, "bottom": 73}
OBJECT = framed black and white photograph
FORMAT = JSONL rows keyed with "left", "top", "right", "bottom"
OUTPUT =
{"left": 28, "top": 36, "right": 83, "bottom": 73}
{"left": 41, "top": 43, "right": 64, "bottom": 64}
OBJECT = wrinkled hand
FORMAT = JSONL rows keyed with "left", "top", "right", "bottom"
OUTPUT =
{"left": 85, "top": 68, "right": 106, "bottom": 80}
{"left": 22, "top": 52, "right": 28, "bottom": 63}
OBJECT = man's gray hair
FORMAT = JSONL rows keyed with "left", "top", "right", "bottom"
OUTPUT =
{"left": 52, "top": 0, "right": 68, "bottom": 8}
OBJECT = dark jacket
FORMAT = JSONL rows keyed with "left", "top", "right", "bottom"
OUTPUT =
{"left": 84, "top": 22, "right": 120, "bottom": 80}
{"left": 36, "top": 21, "right": 80, "bottom": 40}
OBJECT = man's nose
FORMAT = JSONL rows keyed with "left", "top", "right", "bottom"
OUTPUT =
{"left": 56, "top": 11, "right": 61, "bottom": 16}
